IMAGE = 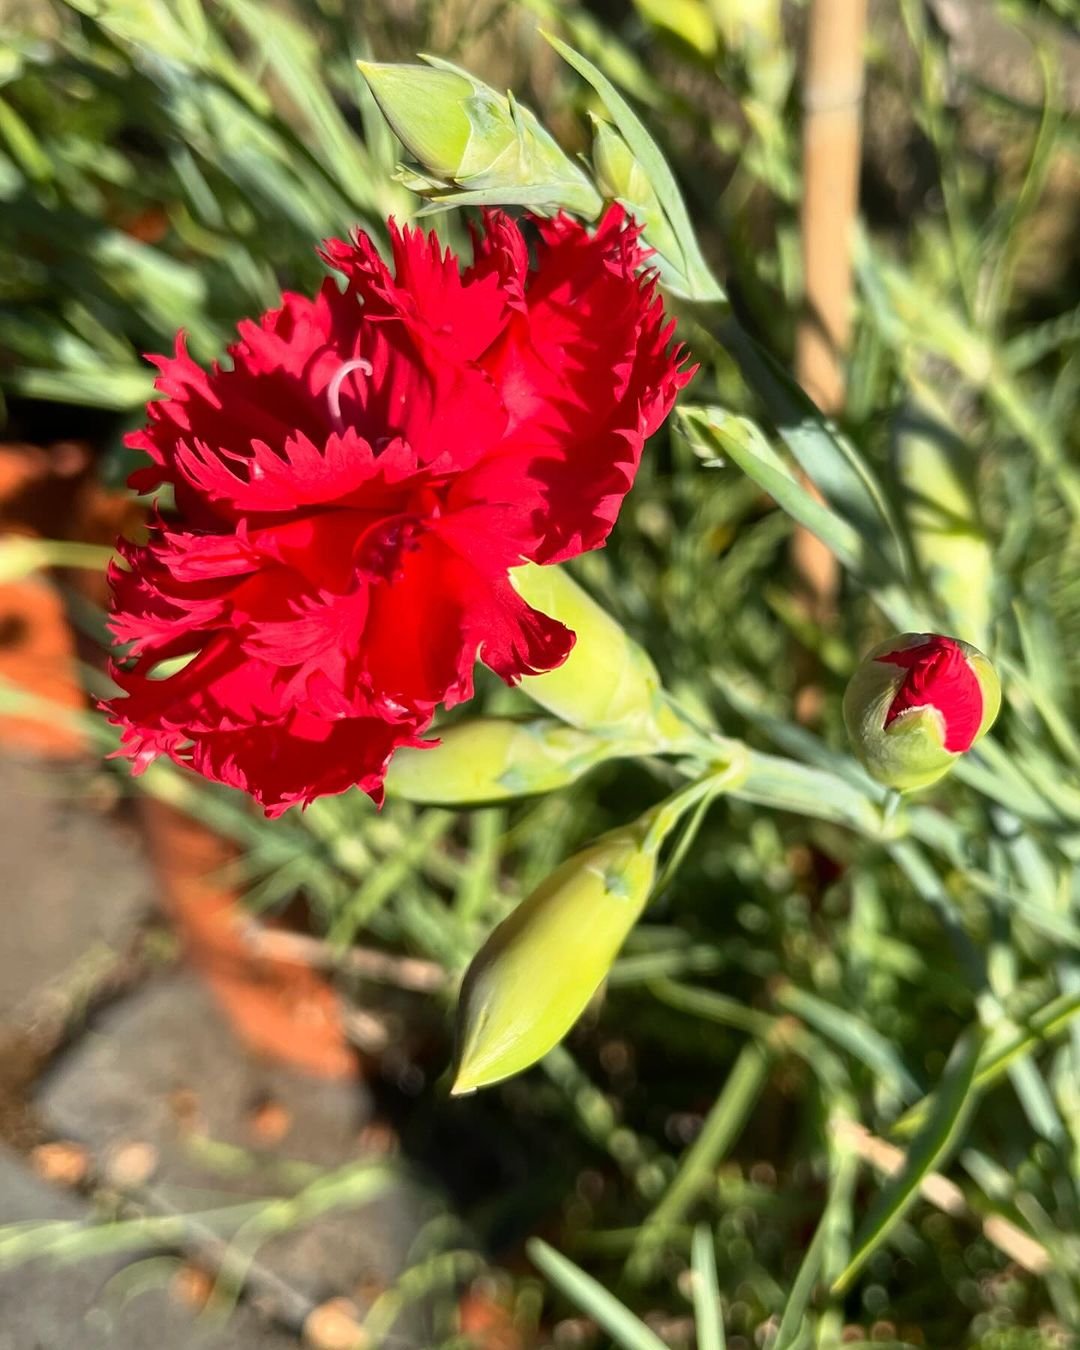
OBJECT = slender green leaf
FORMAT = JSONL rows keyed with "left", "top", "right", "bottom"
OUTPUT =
{"left": 773, "top": 1148, "right": 857, "bottom": 1350}
{"left": 954, "top": 740, "right": 1066, "bottom": 827}
{"left": 649, "top": 978, "right": 778, "bottom": 1039}
{"left": 690, "top": 1225, "right": 725, "bottom": 1350}
{"left": 735, "top": 751, "right": 885, "bottom": 835}
{"left": 542, "top": 32, "right": 721, "bottom": 300}
{"left": 680, "top": 407, "right": 872, "bottom": 574}
{"left": 639, "top": 1040, "right": 771, "bottom": 1241}
{"left": 528, "top": 1239, "right": 669, "bottom": 1350}
{"left": 833, "top": 1026, "right": 986, "bottom": 1292}
{"left": 0, "top": 365, "right": 153, "bottom": 408}
{"left": 774, "top": 985, "right": 921, "bottom": 1103}
{"left": 892, "top": 989, "right": 1080, "bottom": 1141}
{"left": 704, "top": 314, "right": 911, "bottom": 573}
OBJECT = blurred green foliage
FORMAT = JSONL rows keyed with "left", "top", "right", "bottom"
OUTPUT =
{"left": 1, "top": 0, "right": 1080, "bottom": 1346}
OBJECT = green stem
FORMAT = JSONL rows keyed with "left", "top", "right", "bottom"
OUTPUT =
{"left": 0, "top": 538, "right": 116, "bottom": 581}
{"left": 640, "top": 743, "right": 750, "bottom": 854}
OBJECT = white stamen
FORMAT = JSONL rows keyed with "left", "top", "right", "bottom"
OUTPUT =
{"left": 327, "top": 358, "right": 374, "bottom": 432}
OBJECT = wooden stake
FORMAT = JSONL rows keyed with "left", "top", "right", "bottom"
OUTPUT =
{"left": 792, "top": 0, "right": 868, "bottom": 632}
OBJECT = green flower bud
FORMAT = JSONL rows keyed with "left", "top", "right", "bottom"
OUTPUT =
{"left": 511, "top": 563, "right": 688, "bottom": 744}
{"left": 452, "top": 824, "right": 656, "bottom": 1093}
{"left": 843, "top": 633, "right": 1001, "bottom": 791}
{"left": 358, "top": 57, "right": 602, "bottom": 218}
{"left": 590, "top": 117, "right": 689, "bottom": 293}
{"left": 591, "top": 116, "right": 651, "bottom": 206}
{"left": 385, "top": 716, "right": 617, "bottom": 806}
{"left": 357, "top": 62, "right": 474, "bottom": 180}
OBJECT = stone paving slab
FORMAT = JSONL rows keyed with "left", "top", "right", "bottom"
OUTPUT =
{"left": 0, "top": 751, "right": 432, "bottom": 1345}
{"left": 0, "top": 756, "right": 152, "bottom": 1020}
{"left": 35, "top": 972, "right": 433, "bottom": 1332}
{"left": 37, "top": 972, "right": 372, "bottom": 1174}
{"left": 0, "top": 1145, "right": 297, "bottom": 1350}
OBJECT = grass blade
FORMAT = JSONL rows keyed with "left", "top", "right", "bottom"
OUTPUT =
{"left": 833, "top": 1025, "right": 986, "bottom": 1292}
{"left": 527, "top": 1238, "right": 669, "bottom": 1350}
{"left": 690, "top": 1225, "right": 726, "bottom": 1350}
{"left": 774, "top": 985, "right": 921, "bottom": 1103}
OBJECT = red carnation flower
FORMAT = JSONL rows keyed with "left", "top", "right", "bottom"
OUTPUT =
{"left": 105, "top": 206, "right": 691, "bottom": 814}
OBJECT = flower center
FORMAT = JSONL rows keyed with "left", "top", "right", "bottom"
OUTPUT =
{"left": 358, "top": 513, "right": 423, "bottom": 580}
{"left": 326, "top": 357, "right": 374, "bottom": 433}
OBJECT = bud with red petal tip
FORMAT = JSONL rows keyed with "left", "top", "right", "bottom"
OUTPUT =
{"left": 843, "top": 633, "right": 1001, "bottom": 791}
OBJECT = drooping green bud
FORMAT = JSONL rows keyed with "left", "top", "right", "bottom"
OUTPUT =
{"left": 385, "top": 716, "right": 619, "bottom": 806}
{"left": 358, "top": 57, "right": 602, "bottom": 218}
{"left": 590, "top": 116, "right": 689, "bottom": 293}
{"left": 843, "top": 633, "right": 1001, "bottom": 791}
{"left": 511, "top": 563, "right": 689, "bottom": 745}
{"left": 452, "top": 824, "right": 656, "bottom": 1094}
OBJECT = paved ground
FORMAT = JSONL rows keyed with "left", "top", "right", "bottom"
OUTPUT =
{"left": 0, "top": 757, "right": 150, "bottom": 1021}
{"left": 0, "top": 754, "right": 431, "bottom": 1349}
{"left": 0, "top": 1142, "right": 300, "bottom": 1350}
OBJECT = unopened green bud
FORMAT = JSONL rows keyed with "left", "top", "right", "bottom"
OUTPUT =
{"left": 357, "top": 63, "right": 474, "bottom": 180}
{"left": 590, "top": 117, "right": 688, "bottom": 292}
{"left": 511, "top": 563, "right": 688, "bottom": 744}
{"left": 591, "top": 117, "right": 651, "bottom": 207}
{"left": 844, "top": 632, "right": 1001, "bottom": 791}
{"left": 358, "top": 57, "right": 602, "bottom": 218}
{"left": 452, "top": 825, "right": 656, "bottom": 1093}
{"left": 385, "top": 716, "right": 616, "bottom": 806}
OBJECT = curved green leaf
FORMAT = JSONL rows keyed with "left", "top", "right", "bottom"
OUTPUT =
{"left": 833, "top": 1025, "right": 985, "bottom": 1293}
{"left": 528, "top": 1239, "right": 669, "bottom": 1350}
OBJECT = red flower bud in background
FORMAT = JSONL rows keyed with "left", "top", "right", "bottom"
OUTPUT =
{"left": 843, "top": 633, "right": 1001, "bottom": 791}
{"left": 104, "top": 207, "right": 691, "bottom": 814}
